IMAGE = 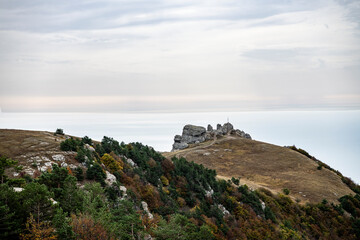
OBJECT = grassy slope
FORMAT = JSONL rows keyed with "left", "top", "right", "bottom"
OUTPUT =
{"left": 164, "top": 135, "right": 354, "bottom": 204}
{"left": 1, "top": 129, "right": 354, "bottom": 204}
{"left": 0, "top": 129, "right": 80, "bottom": 176}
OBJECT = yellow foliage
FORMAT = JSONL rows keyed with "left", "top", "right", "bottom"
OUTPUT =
{"left": 162, "top": 187, "right": 170, "bottom": 194}
{"left": 234, "top": 205, "right": 249, "bottom": 219}
{"left": 160, "top": 176, "right": 169, "bottom": 186}
{"left": 20, "top": 214, "right": 56, "bottom": 240}
{"left": 177, "top": 197, "right": 186, "bottom": 207}
{"left": 101, "top": 153, "right": 123, "bottom": 173}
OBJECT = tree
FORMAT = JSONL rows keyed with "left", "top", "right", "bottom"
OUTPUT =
{"left": 75, "top": 167, "right": 84, "bottom": 181}
{"left": 82, "top": 136, "right": 93, "bottom": 145}
{"left": 0, "top": 184, "right": 22, "bottom": 238}
{"left": 86, "top": 163, "right": 106, "bottom": 185}
{"left": 60, "top": 138, "right": 81, "bottom": 151}
{"left": 53, "top": 208, "right": 75, "bottom": 240}
{"left": 20, "top": 214, "right": 56, "bottom": 240}
{"left": 55, "top": 128, "right": 64, "bottom": 135}
{"left": 283, "top": 188, "right": 290, "bottom": 195}
{"left": 109, "top": 200, "right": 144, "bottom": 239}
{"left": 21, "top": 182, "right": 55, "bottom": 223}
{"left": 0, "top": 156, "right": 17, "bottom": 183}
{"left": 101, "top": 153, "right": 123, "bottom": 173}
{"left": 152, "top": 214, "right": 214, "bottom": 240}
{"left": 71, "top": 213, "right": 110, "bottom": 240}
{"left": 59, "top": 176, "right": 84, "bottom": 214}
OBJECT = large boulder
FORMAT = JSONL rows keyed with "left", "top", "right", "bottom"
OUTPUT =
{"left": 207, "top": 124, "right": 213, "bottom": 132}
{"left": 172, "top": 142, "right": 188, "bottom": 151}
{"left": 105, "top": 171, "right": 117, "bottom": 185}
{"left": 222, "top": 122, "right": 234, "bottom": 134}
{"left": 181, "top": 125, "right": 206, "bottom": 144}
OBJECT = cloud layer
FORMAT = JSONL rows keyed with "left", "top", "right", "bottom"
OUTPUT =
{"left": 0, "top": 0, "right": 359, "bottom": 112}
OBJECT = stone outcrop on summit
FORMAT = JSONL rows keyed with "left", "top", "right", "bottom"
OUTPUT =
{"left": 172, "top": 122, "right": 251, "bottom": 151}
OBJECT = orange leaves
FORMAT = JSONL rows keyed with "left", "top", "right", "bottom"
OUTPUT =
{"left": 20, "top": 214, "right": 56, "bottom": 240}
{"left": 70, "top": 213, "right": 112, "bottom": 240}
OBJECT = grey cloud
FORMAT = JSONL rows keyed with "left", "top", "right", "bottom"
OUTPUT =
{"left": 0, "top": 0, "right": 332, "bottom": 32}
{"left": 242, "top": 49, "right": 300, "bottom": 62}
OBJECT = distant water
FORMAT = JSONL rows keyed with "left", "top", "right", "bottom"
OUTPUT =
{"left": 1, "top": 111, "right": 359, "bottom": 183}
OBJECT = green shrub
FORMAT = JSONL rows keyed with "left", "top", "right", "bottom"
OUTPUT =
{"left": 86, "top": 163, "right": 106, "bottom": 185}
{"left": 283, "top": 188, "right": 290, "bottom": 195}
{"left": 55, "top": 128, "right": 64, "bottom": 135}
{"left": 81, "top": 136, "right": 92, "bottom": 145}
{"left": 60, "top": 138, "right": 81, "bottom": 151}
{"left": 75, "top": 167, "right": 84, "bottom": 181}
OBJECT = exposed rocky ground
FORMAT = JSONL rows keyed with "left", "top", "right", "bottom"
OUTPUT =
{"left": 172, "top": 122, "right": 251, "bottom": 151}
{"left": 0, "top": 129, "right": 81, "bottom": 178}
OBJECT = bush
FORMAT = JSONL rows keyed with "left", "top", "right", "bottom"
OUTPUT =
{"left": 75, "top": 167, "right": 84, "bottom": 181}
{"left": 81, "top": 136, "right": 92, "bottom": 145}
{"left": 55, "top": 128, "right": 64, "bottom": 135}
{"left": 101, "top": 153, "right": 123, "bottom": 173}
{"left": 231, "top": 177, "right": 240, "bottom": 186}
{"left": 86, "top": 163, "right": 106, "bottom": 185}
{"left": 283, "top": 188, "right": 290, "bottom": 195}
{"left": 60, "top": 138, "right": 81, "bottom": 151}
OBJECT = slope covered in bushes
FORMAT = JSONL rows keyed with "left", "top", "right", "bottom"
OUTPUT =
{"left": 0, "top": 132, "right": 360, "bottom": 239}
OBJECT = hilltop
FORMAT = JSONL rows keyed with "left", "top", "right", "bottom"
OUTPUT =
{"left": 1, "top": 128, "right": 360, "bottom": 239}
{"left": 165, "top": 132, "right": 354, "bottom": 204}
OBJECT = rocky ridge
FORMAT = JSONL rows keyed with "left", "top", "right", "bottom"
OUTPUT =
{"left": 172, "top": 122, "right": 251, "bottom": 151}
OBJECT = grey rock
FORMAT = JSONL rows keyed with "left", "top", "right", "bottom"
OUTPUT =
{"left": 174, "top": 135, "right": 182, "bottom": 143}
{"left": 217, "top": 124, "right": 222, "bottom": 130}
{"left": 235, "top": 129, "right": 252, "bottom": 139}
{"left": 52, "top": 154, "right": 65, "bottom": 161}
{"left": 215, "top": 130, "right": 223, "bottom": 137}
{"left": 218, "top": 204, "right": 230, "bottom": 216}
{"left": 207, "top": 124, "right": 213, "bottom": 132}
{"left": 222, "top": 122, "right": 234, "bottom": 134}
{"left": 181, "top": 124, "right": 206, "bottom": 144}
{"left": 141, "top": 201, "right": 153, "bottom": 219}
{"left": 205, "top": 132, "right": 213, "bottom": 141}
{"left": 105, "top": 171, "right": 117, "bottom": 186}
{"left": 172, "top": 142, "right": 188, "bottom": 151}
{"left": 85, "top": 144, "right": 95, "bottom": 152}
{"left": 244, "top": 133, "right": 252, "bottom": 139}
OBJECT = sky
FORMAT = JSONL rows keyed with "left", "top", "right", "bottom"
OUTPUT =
{"left": 0, "top": 0, "right": 359, "bottom": 112}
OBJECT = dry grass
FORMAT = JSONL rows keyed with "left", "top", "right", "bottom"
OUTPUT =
{"left": 0, "top": 129, "right": 81, "bottom": 177}
{"left": 0, "top": 129, "right": 64, "bottom": 157}
{"left": 164, "top": 135, "right": 354, "bottom": 204}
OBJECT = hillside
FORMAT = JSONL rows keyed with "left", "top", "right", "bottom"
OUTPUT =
{"left": 164, "top": 134, "right": 354, "bottom": 204}
{"left": 0, "top": 129, "right": 83, "bottom": 177}
{"left": 1, "top": 128, "right": 360, "bottom": 239}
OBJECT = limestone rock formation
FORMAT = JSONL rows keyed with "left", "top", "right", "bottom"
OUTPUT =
{"left": 181, "top": 125, "right": 206, "bottom": 144}
{"left": 172, "top": 122, "right": 252, "bottom": 151}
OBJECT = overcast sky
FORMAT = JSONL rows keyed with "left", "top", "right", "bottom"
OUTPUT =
{"left": 0, "top": 0, "right": 359, "bottom": 112}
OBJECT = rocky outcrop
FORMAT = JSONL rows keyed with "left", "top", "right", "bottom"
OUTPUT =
{"left": 181, "top": 125, "right": 206, "bottom": 144}
{"left": 105, "top": 171, "right": 117, "bottom": 185}
{"left": 172, "top": 122, "right": 252, "bottom": 151}
{"left": 141, "top": 201, "right": 153, "bottom": 219}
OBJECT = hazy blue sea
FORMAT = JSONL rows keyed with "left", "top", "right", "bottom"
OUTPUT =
{"left": 1, "top": 111, "right": 359, "bottom": 183}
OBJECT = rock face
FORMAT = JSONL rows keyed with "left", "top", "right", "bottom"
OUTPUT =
{"left": 171, "top": 122, "right": 252, "bottom": 151}
{"left": 105, "top": 171, "right": 117, "bottom": 185}
{"left": 181, "top": 125, "right": 206, "bottom": 144}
